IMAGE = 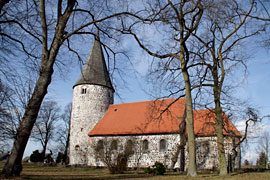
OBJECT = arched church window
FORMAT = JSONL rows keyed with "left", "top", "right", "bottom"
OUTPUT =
{"left": 143, "top": 139, "right": 149, "bottom": 153}
{"left": 96, "top": 140, "right": 104, "bottom": 153}
{"left": 125, "top": 140, "right": 134, "bottom": 155}
{"left": 111, "top": 140, "right": 118, "bottom": 151}
{"left": 81, "top": 87, "right": 87, "bottom": 94}
{"left": 160, "top": 139, "right": 166, "bottom": 152}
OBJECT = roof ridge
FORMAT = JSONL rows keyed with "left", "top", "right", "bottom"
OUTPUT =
{"left": 111, "top": 98, "right": 183, "bottom": 106}
{"left": 193, "top": 109, "right": 215, "bottom": 111}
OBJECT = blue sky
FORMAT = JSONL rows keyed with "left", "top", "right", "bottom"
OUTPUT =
{"left": 23, "top": 33, "right": 270, "bottom": 164}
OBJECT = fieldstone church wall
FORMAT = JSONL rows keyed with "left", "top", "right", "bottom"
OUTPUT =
{"left": 86, "top": 135, "right": 241, "bottom": 170}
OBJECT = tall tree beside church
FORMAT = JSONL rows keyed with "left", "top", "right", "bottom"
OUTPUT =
{"left": 0, "top": 0, "right": 137, "bottom": 177}
{"left": 1, "top": 1, "right": 76, "bottom": 176}
{"left": 116, "top": 0, "right": 203, "bottom": 176}
{"left": 191, "top": 0, "right": 263, "bottom": 174}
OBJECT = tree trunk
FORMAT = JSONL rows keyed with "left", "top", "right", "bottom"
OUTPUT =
{"left": 230, "top": 138, "right": 238, "bottom": 172}
{"left": 177, "top": 0, "right": 201, "bottom": 176}
{"left": 0, "top": 0, "right": 10, "bottom": 14}
{"left": 231, "top": 150, "right": 237, "bottom": 172}
{"left": 170, "top": 144, "right": 181, "bottom": 170}
{"left": 1, "top": 1, "right": 75, "bottom": 176}
{"left": 183, "top": 71, "right": 197, "bottom": 177}
{"left": 228, "top": 154, "right": 232, "bottom": 173}
{"left": 170, "top": 116, "right": 187, "bottom": 170}
{"left": 170, "top": 135, "right": 186, "bottom": 171}
{"left": 215, "top": 100, "right": 227, "bottom": 175}
{"left": 41, "top": 140, "right": 48, "bottom": 161}
{"left": 266, "top": 142, "right": 269, "bottom": 169}
{"left": 213, "top": 64, "right": 227, "bottom": 175}
{"left": 180, "top": 138, "right": 186, "bottom": 172}
{"left": 179, "top": 118, "right": 186, "bottom": 172}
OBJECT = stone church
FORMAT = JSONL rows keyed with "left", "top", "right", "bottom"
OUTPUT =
{"left": 69, "top": 35, "right": 241, "bottom": 170}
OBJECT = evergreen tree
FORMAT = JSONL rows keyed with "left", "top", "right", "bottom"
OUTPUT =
{"left": 56, "top": 152, "right": 64, "bottom": 164}
{"left": 244, "top": 159, "right": 250, "bottom": 166}
{"left": 256, "top": 152, "right": 267, "bottom": 169}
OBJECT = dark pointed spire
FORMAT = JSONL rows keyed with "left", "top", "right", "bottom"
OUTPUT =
{"left": 74, "top": 34, "right": 114, "bottom": 91}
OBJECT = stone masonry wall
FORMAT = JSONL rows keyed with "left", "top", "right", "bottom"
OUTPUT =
{"left": 69, "top": 84, "right": 113, "bottom": 165}
{"left": 87, "top": 135, "right": 241, "bottom": 170}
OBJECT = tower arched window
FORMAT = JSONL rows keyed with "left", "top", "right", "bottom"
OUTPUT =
{"left": 143, "top": 139, "right": 149, "bottom": 153}
{"left": 160, "top": 139, "right": 167, "bottom": 152}
{"left": 75, "top": 145, "right": 80, "bottom": 151}
{"left": 111, "top": 140, "right": 118, "bottom": 151}
{"left": 81, "top": 87, "right": 87, "bottom": 94}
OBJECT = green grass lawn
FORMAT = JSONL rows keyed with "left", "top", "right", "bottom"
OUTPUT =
{"left": 1, "top": 162, "right": 270, "bottom": 180}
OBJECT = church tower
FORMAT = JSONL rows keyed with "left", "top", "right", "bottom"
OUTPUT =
{"left": 69, "top": 34, "right": 114, "bottom": 165}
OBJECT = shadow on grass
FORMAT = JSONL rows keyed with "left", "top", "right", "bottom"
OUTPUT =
{"left": 1, "top": 162, "right": 270, "bottom": 180}
{"left": 21, "top": 174, "right": 155, "bottom": 180}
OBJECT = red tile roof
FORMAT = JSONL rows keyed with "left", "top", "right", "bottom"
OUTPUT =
{"left": 88, "top": 98, "right": 241, "bottom": 137}
{"left": 193, "top": 109, "right": 241, "bottom": 137}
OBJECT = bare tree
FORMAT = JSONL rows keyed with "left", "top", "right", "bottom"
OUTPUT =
{"left": 114, "top": 0, "right": 267, "bottom": 176}
{"left": 249, "top": 0, "right": 270, "bottom": 47}
{"left": 94, "top": 138, "right": 134, "bottom": 174}
{"left": 226, "top": 107, "right": 263, "bottom": 172}
{"left": 190, "top": 0, "right": 265, "bottom": 175}
{"left": 257, "top": 132, "right": 270, "bottom": 169}
{"left": 0, "top": 74, "right": 34, "bottom": 153}
{"left": 130, "top": 137, "right": 144, "bottom": 172}
{"left": 31, "top": 100, "right": 60, "bottom": 160}
{"left": 0, "top": 0, "right": 139, "bottom": 177}
{"left": 114, "top": 0, "right": 204, "bottom": 176}
{"left": 56, "top": 102, "right": 72, "bottom": 164}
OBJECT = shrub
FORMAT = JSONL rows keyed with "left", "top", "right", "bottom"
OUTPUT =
{"left": 152, "top": 162, "right": 166, "bottom": 175}
{"left": 30, "top": 150, "right": 43, "bottom": 162}
{"left": 144, "top": 166, "right": 153, "bottom": 174}
{"left": 144, "top": 162, "right": 166, "bottom": 175}
{"left": 56, "top": 152, "right": 64, "bottom": 164}
{"left": 94, "top": 139, "right": 135, "bottom": 174}
{"left": 244, "top": 159, "right": 250, "bottom": 166}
